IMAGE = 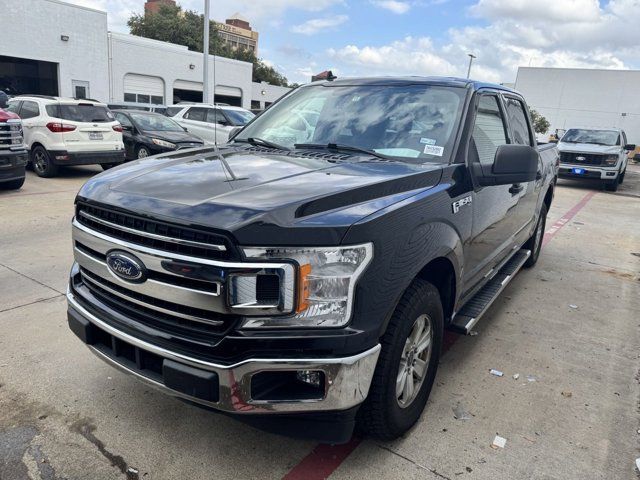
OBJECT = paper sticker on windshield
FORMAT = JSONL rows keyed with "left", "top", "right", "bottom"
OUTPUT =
{"left": 423, "top": 145, "right": 444, "bottom": 156}
{"left": 420, "top": 137, "right": 436, "bottom": 145}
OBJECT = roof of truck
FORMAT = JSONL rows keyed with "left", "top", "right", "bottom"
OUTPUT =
{"left": 307, "top": 76, "right": 519, "bottom": 93}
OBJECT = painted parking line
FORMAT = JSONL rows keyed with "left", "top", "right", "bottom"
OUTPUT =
{"left": 542, "top": 191, "right": 596, "bottom": 247}
{"left": 281, "top": 190, "right": 598, "bottom": 480}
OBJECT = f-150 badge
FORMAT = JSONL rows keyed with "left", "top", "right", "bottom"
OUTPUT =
{"left": 452, "top": 196, "right": 472, "bottom": 213}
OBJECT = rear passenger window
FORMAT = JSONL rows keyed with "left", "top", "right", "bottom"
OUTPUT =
{"left": 207, "top": 109, "right": 226, "bottom": 124}
{"left": 472, "top": 96, "right": 507, "bottom": 166}
{"left": 20, "top": 101, "right": 40, "bottom": 119}
{"left": 185, "top": 107, "right": 207, "bottom": 121}
{"left": 504, "top": 97, "right": 532, "bottom": 146}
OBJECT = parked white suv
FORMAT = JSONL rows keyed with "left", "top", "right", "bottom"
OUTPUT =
{"left": 170, "top": 104, "right": 254, "bottom": 144}
{"left": 6, "top": 95, "right": 125, "bottom": 177}
{"left": 557, "top": 127, "right": 634, "bottom": 192}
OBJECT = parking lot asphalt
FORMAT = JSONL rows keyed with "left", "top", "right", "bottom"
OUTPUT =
{"left": 1, "top": 164, "right": 639, "bottom": 480}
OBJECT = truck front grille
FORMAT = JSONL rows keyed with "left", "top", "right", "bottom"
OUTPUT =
{"left": 559, "top": 152, "right": 605, "bottom": 166}
{"left": 76, "top": 203, "right": 233, "bottom": 260}
{"left": 0, "top": 120, "right": 24, "bottom": 149}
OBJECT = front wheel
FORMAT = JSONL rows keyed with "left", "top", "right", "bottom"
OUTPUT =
{"left": 523, "top": 203, "right": 547, "bottom": 268}
{"left": 136, "top": 146, "right": 150, "bottom": 159}
{"left": 357, "top": 279, "right": 443, "bottom": 440}
{"left": 604, "top": 179, "right": 619, "bottom": 192}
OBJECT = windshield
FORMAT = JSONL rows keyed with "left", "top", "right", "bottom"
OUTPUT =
{"left": 130, "top": 112, "right": 184, "bottom": 132}
{"left": 224, "top": 109, "right": 255, "bottom": 126}
{"left": 234, "top": 84, "right": 466, "bottom": 163}
{"left": 48, "top": 104, "right": 114, "bottom": 123}
{"left": 561, "top": 129, "right": 620, "bottom": 146}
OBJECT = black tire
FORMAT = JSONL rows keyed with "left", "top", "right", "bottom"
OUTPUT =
{"left": 604, "top": 179, "right": 619, "bottom": 192}
{"left": 619, "top": 169, "right": 626, "bottom": 184}
{"left": 357, "top": 279, "right": 443, "bottom": 441}
{"left": 136, "top": 146, "right": 151, "bottom": 159}
{"left": 0, "top": 177, "right": 25, "bottom": 190}
{"left": 523, "top": 203, "right": 547, "bottom": 268}
{"left": 31, "top": 146, "right": 59, "bottom": 178}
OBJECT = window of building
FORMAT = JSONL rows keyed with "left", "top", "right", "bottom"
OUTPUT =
{"left": 123, "top": 93, "right": 164, "bottom": 105}
{"left": 472, "top": 95, "right": 508, "bottom": 166}
{"left": 124, "top": 93, "right": 136, "bottom": 102}
{"left": 504, "top": 97, "right": 532, "bottom": 146}
{"left": 151, "top": 95, "right": 163, "bottom": 105}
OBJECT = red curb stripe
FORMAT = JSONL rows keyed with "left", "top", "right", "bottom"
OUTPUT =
{"left": 282, "top": 438, "right": 362, "bottom": 480}
{"left": 282, "top": 190, "right": 597, "bottom": 480}
{"left": 542, "top": 191, "right": 596, "bottom": 247}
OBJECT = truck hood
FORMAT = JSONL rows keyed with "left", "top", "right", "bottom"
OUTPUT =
{"left": 557, "top": 142, "right": 620, "bottom": 155}
{"left": 77, "top": 146, "right": 443, "bottom": 245}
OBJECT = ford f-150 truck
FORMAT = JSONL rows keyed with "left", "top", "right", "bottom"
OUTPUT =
{"left": 66, "top": 77, "right": 558, "bottom": 443}
{"left": 0, "top": 91, "right": 27, "bottom": 190}
{"left": 557, "top": 127, "right": 633, "bottom": 191}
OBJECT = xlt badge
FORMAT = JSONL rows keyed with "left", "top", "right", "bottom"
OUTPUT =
{"left": 452, "top": 196, "right": 472, "bottom": 213}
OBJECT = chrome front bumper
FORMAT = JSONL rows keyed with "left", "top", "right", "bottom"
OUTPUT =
{"left": 68, "top": 291, "right": 381, "bottom": 414}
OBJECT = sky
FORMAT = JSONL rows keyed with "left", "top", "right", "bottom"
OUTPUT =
{"left": 66, "top": 0, "right": 640, "bottom": 85}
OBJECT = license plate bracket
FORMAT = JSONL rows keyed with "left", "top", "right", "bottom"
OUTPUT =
{"left": 89, "top": 132, "right": 103, "bottom": 140}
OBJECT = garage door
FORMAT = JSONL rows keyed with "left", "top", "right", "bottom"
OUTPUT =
{"left": 174, "top": 80, "right": 203, "bottom": 92}
{"left": 123, "top": 74, "right": 165, "bottom": 104}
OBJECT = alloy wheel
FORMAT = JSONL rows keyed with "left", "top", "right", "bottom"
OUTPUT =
{"left": 396, "top": 314, "right": 433, "bottom": 408}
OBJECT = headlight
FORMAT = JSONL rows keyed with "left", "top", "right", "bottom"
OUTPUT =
{"left": 151, "top": 138, "right": 177, "bottom": 149}
{"left": 603, "top": 155, "right": 618, "bottom": 166}
{"left": 239, "top": 243, "right": 373, "bottom": 328}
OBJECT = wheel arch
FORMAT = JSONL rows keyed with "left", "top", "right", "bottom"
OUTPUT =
{"left": 415, "top": 256, "right": 457, "bottom": 326}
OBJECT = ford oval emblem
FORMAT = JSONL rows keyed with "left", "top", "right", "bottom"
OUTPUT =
{"left": 106, "top": 251, "right": 147, "bottom": 283}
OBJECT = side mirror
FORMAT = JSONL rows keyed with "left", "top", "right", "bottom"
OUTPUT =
{"left": 624, "top": 143, "right": 636, "bottom": 151}
{"left": 217, "top": 119, "right": 229, "bottom": 127}
{"left": 475, "top": 144, "right": 539, "bottom": 186}
{"left": 0, "top": 91, "right": 8, "bottom": 109}
{"left": 228, "top": 126, "right": 242, "bottom": 140}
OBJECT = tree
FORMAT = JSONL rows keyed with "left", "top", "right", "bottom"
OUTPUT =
{"left": 127, "top": 4, "right": 291, "bottom": 87}
{"left": 530, "top": 109, "right": 550, "bottom": 135}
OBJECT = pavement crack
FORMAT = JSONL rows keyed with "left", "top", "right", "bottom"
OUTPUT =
{"left": 0, "top": 294, "right": 64, "bottom": 314}
{"left": 70, "top": 419, "right": 139, "bottom": 479}
{"left": 376, "top": 444, "right": 452, "bottom": 480}
{"left": 0, "top": 262, "right": 65, "bottom": 295}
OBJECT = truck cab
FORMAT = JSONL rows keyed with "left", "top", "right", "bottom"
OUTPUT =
{"left": 557, "top": 127, "right": 633, "bottom": 191}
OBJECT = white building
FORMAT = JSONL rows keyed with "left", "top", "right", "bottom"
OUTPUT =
{"left": 515, "top": 67, "right": 640, "bottom": 143}
{"left": 0, "top": 0, "right": 290, "bottom": 109}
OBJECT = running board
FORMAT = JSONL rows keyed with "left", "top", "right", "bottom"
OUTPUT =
{"left": 449, "top": 249, "right": 531, "bottom": 335}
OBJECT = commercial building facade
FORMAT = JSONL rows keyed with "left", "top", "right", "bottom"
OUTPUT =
{"left": 1, "top": 0, "right": 287, "bottom": 109}
{"left": 515, "top": 67, "right": 640, "bottom": 143}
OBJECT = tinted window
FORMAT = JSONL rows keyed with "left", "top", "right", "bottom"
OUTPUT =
{"left": 20, "top": 101, "right": 40, "bottom": 119}
{"left": 129, "top": 112, "right": 183, "bottom": 132}
{"left": 165, "top": 106, "right": 183, "bottom": 117}
{"left": 207, "top": 109, "right": 227, "bottom": 124}
{"left": 472, "top": 95, "right": 507, "bottom": 166}
{"left": 6, "top": 101, "right": 21, "bottom": 114}
{"left": 48, "top": 104, "right": 114, "bottom": 123}
{"left": 504, "top": 97, "right": 532, "bottom": 146}
{"left": 224, "top": 109, "right": 255, "bottom": 126}
{"left": 185, "top": 107, "right": 207, "bottom": 121}
{"left": 114, "top": 112, "right": 133, "bottom": 128}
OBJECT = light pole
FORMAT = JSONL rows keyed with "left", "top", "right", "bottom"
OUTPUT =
{"left": 466, "top": 53, "right": 476, "bottom": 79}
{"left": 203, "top": 0, "right": 210, "bottom": 103}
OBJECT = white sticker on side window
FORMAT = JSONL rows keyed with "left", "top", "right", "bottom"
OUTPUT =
{"left": 423, "top": 145, "right": 444, "bottom": 156}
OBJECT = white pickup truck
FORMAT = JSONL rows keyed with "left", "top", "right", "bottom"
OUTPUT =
{"left": 557, "top": 127, "right": 634, "bottom": 191}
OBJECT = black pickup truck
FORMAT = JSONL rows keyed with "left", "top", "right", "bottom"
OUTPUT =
{"left": 67, "top": 77, "right": 558, "bottom": 443}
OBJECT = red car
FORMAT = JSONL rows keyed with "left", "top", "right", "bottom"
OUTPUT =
{"left": 0, "top": 92, "right": 28, "bottom": 190}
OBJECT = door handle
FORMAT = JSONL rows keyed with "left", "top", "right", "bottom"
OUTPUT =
{"left": 509, "top": 184, "right": 524, "bottom": 195}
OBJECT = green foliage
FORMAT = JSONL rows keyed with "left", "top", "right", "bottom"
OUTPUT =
{"left": 127, "top": 4, "right": 291, "bottom": 87}
{"left": 530, "top": 109, "right": 550, "bottom": 135}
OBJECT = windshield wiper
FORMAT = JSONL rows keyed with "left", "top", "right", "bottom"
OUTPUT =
{"left": 295, "top": 143, "right": 391, "bottom": 160}
{"left": 235, "top": 137, "right": 290, "bottom": 151}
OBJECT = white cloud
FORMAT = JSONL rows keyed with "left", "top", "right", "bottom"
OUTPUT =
{"left": 328, "top": 36, "right": 459, "bottom": 76}
{"left": 291, "top": 15, "right": 349, "bottom": 35}
{"left": 325, "top": 0, "right": 640, "bottom": 83}
{"left": 371, "top": 0, "right": 411, "bottom": 14}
